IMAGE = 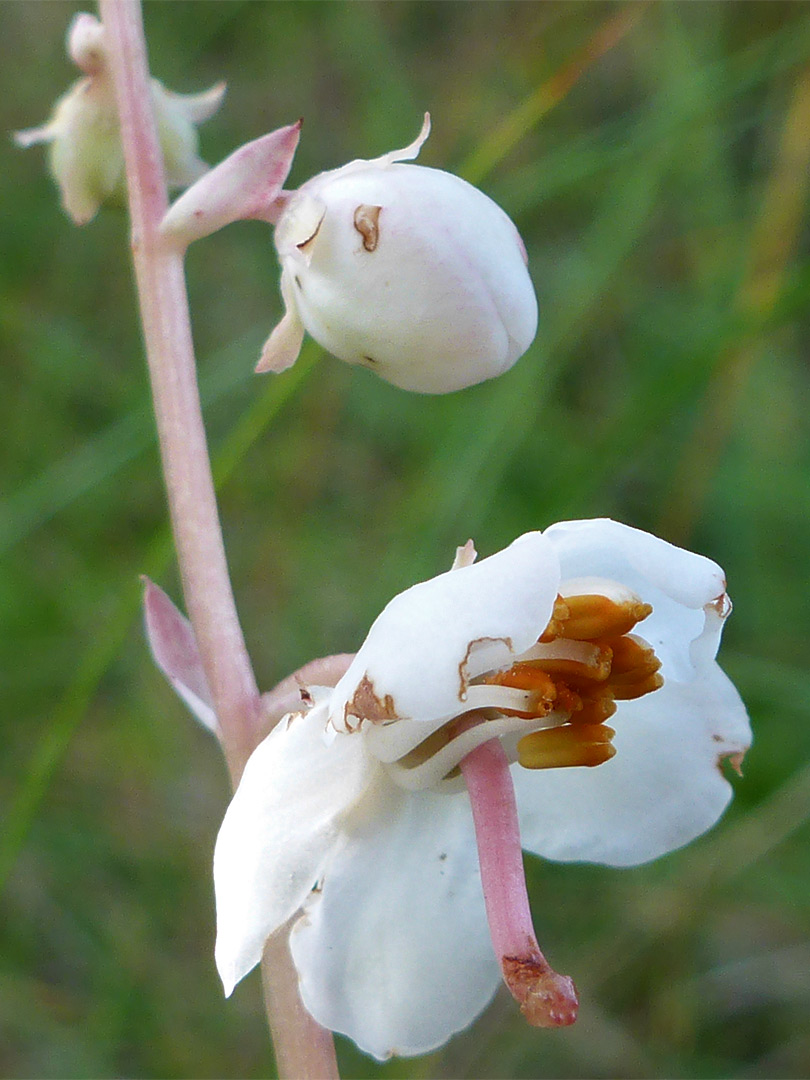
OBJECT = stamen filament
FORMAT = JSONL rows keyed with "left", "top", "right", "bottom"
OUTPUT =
{"left": 459, "top": 739, "right": 578, "bottom": 1028}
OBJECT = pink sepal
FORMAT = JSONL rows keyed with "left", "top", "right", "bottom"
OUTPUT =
{"left": 142, "top": 577, "right": 217, "bottom": 733}
{"left": 160, "top": 120, "right": 302, "bottom": 248}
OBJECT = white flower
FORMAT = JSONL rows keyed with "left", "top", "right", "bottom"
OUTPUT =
{"left": 261, "top": 115, "right": 538, "bottom": 393}
{"left": 160, "top": 114, "right": 538, "bottom": 394}
{"left": 14, "top": 13, "right": 224, "bottom": 225}
{"left": 210, "top": 519, "right": 750, "bottom": 1060}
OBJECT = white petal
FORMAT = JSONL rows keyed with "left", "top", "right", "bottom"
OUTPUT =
{"left": 368, "top": 111, "right": 431, "bottom": 166}
{"left": 169, "top": 81, "right": 227, "bottom": 124}
{"left": 13, "top": 123, "right": 58, "bottom": 148}
{"left": 544, "top": 519, "right": 728, "bottom": 681}
{"left": 379, "top": 711, "right": 558, "bottom": 791}
{"left": 515, "top": 663, "right": 751, "bottom": 867}
{"left": 255, "top": 269, "right": 305, "bottom": 373}
{"left": 290, "top": 781, "right": 500, "bottom": 1059}
{"left": 329, "top": 531, "right": 560, "bottom": 732}
{"left": 451, "top": 538, "right": 477, "bottom": 570}
{"left": 214, "top": 708, "right": 374, "bottom": 995}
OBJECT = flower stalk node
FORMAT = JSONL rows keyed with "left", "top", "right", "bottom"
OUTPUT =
{"left": 501, "top": 956, "right": 578, "bottom": 1028}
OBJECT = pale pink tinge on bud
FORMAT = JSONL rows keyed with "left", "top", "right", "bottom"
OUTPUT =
{"left": 142, "top": 578, "right": 217, "bottom": 733}
{"left": 13, "top": 12, "right": 225, "bottom": 225}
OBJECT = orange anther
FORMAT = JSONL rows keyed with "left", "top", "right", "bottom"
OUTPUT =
{"left": 488, "top": 664, "right": 557, "bottom": 697}
{"left": 554, "top": 593, "right": 652, "bottom": 642}
{"left": 605, "top": 634, "right": 660, "bottom": 677}
{"left": 570, "top": 692, "right": 616, "bottom": 725}
{"left": 610, "top": 671, "right": 664, "bottom": 701}
{"left": 517, "top": 723, "right": 616, "bottom": 770}
{"left": 538, "top": 596, "right": 571, "bottom": 642}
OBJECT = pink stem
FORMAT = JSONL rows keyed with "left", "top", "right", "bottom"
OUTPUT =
{"left": 460, "top": 738, "right": 578, "bottom": 1028}
{"left": 99, "top": 0, "right": 259, "bottom": 779}
{"left": 98, "top": 4, "right": 338, "bottom": 1077}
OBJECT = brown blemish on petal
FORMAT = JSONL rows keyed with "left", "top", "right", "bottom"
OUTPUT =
{"left": 296, "top": 212, "right": 324, "bottom": 255}
{"left": 717, "top": 746, "right": 746, "bottom": 777}
{"left": 298, "top": 685, "right": 314, "bottom": 706}
{"left": 710, "top": 592, "right": 732, "bottom": 619}
{"left": 343, "top": 672, "right": 398, "bottom": 730}
{"left": 458, "top": 636, "right": 513, "bottom": 700}
{"left": 353, "top": 204, "right": 382, "bottom": 251}
{"left": 728, "top": 751, "right": 746, "bottom": 776}
{"left": 502, "top": 956, "right": 578, "bottom": 1028}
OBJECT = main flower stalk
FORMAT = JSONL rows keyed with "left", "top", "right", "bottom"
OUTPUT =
{"left": 97, "top": 2, "right": 337, "bottom": 1076}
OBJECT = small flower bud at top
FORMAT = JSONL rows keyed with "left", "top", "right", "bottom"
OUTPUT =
{"left": 13, "top": 12, "right": 225, "bottom": 226}
{"left": 261, "top": 115, "right": 538, "bottom": 394}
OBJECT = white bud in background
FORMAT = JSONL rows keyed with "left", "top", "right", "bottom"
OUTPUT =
{"left": 260, "top": 115, "right": 538, "bottom": 394}
{"left": 13, "top": 12, "right": 225, "bottom": 226}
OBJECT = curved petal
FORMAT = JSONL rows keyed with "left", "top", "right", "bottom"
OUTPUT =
{"left": 544, "top": 519, "right": 728, "bottom": 681}
{"left": 168, "top": 81, "right": 227, "bottom": 124}
{"left": 290, "top": 781, "right": 500, "bottom": 1060}
{"left": 214, "top": 708, "right": 374, "bottom": 994}
{"left": 515, "top": 663, "right": 751, "bottom": 867}
{"left": 13, "top": 123, "right": 59, "bottom": 148}
{"left": 300, "top": 114, "right": 432, "bottom": 195}
{"left": 255, "top": 269, "right": 306, "bottom": 374}
{"left": 369, "top": 111, "right": 431, "bottom": 166}
{"left": 329, "top": 531, "right": 560, "bottom": 732}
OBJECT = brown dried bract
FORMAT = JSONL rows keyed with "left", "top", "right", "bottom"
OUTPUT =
{"left": 353, "top": 204, "right": 382, "bottom": 252}
{"left": 343, "top": 672, "right": 398, "bottom": 730}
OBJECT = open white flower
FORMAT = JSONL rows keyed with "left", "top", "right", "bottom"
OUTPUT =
{"left": 209, "top": 519, "right": 750, "bottom": 1060}
{"left": 14, "top": 13, "right": 224, "bottom": 225}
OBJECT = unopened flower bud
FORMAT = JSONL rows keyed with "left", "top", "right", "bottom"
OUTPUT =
{"left": 261, "top": 115, "right": 538, "bottom": 394}
{"left": 13, "top": 13, "right": 225, "bottom": 225}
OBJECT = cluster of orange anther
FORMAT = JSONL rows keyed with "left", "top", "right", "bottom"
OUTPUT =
{"left": 486, "top": 590, "right": 663, "bottom": 771}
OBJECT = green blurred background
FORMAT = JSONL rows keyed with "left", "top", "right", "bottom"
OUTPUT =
{"left": 2, "top": 2, "right": 810, "bottom": 1077}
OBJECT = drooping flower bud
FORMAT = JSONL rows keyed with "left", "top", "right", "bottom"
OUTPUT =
{"left": 13, "top": 12, "right": 225, "bottom": 225}
{"left": 261, "top": 115, "right": 538, "bottom": 394}
{"left": 161, "top": 113, "right": 538, "bottom": 395}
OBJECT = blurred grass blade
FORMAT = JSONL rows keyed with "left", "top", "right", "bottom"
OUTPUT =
{"left": 462, "top": 4, "right": 647, "bottom": 184}
{"left": 661, "top": 65, "right": 810, "bottom": 542}
{"left": 0, "top": 329, "right": 284, "bottom": 555}
{"left": 0, "top": 352, "right": 316, "bottom": 898}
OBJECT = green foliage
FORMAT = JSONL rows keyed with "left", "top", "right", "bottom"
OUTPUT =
{"left": 2, "top": 2, "right": 809, "bottom": 1076}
